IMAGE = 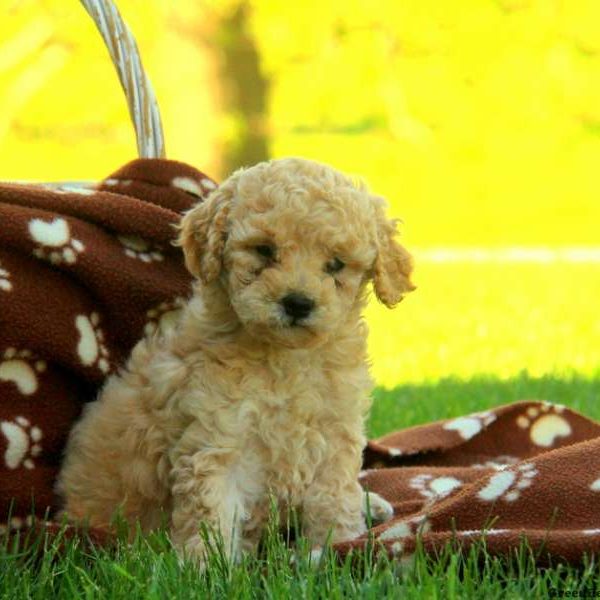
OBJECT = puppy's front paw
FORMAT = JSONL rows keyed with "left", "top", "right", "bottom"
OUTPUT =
{"left": 363, "top": 491, "right": 394, "bottom": 523}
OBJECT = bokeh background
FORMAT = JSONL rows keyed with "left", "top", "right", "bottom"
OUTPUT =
{"left": 2, "top": 0, "right": 598, "bottom": 389}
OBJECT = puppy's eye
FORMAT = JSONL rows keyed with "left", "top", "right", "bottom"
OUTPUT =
{"left": 326, "top": 257, "right": 345, "bottom": 274}
{"left": 255, "top": 244, "right": 275, "bottom": 259}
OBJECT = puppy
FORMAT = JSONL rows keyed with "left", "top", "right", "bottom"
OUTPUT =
{"left": 57, "top": 157, "right": 414, "bottom": 564}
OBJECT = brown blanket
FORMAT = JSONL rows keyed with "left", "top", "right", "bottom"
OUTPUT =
{"left": 0, "top": 160, "right": 598, "bottom": 566}
{"left": 336, "top": 401, "right": 600, "bottom": 565}
{"left": 0, "top": 158, "right": 208, "bottom": 526}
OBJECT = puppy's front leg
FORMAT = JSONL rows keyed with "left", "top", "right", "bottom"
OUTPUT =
{"left": 169, "top": 430, "right": 243, "bottom": 566}
{"left": 302, "top": 453, "right": 367, "bottom": 547}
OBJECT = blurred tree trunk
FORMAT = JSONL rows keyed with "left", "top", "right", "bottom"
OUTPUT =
{"left": 176, "top": 1, "right": 270, "bottom": 178}
{"left": 218, "top": 2, "right": 270, "bottom": 173}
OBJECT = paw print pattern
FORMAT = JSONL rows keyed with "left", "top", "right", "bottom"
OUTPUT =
{"left": 471, "top": 455, "right": 520, "bottom": 470}
{"left": 39, "top": 183, "right": 95, "bottom": 196}
{"left": 380, "top": 514, "right": 431, "bottom": 542}
{"left": 75, "top": 313, "right": 110, "bottom": 373}
{"left": 102, "top": 178, "right": 131, "bottom": 187}
{"left": 144, "top": 297, "right": 186, "bottom": 336}
{"left": 516, "top": 402, "right": 572, "bottom": 447}
{"left": 443, "top": 410, "right": 496, "bottom": 440}
{"left": 409, "top": 474, "right": 462, "bottom": 500}
{"left": 171, "top": 175, "right": 217, "bottom": 198}
{"left": 0, "top": 262, "right": 12, "bottom": 292}
{"left": 0, "top": 515, "right": 35, "bottom": 535}
{"left": 0, "top": 348, "right": 46, "bottom": 395}
{"left": 117, "top": 234, "right": 164, "bottom": 263}
{"left": 478, "top": 462, "right": 538, "bottom": 503}
{"left": 29, "top": 217, "right": 85, "bottom": 265}
{"left": 0, "top": 416, "right": 42, "bottom": 469}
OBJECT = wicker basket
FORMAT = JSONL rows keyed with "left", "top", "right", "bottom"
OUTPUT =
{"left": 36, "top": 0, "right": 165, "bottom": 192}
{"left": 78, "top": 0, "right": 165, "bottom": 159}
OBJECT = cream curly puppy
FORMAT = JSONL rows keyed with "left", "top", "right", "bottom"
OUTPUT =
{"left": 57, "top": 157, "right": 414, "bottom": 564}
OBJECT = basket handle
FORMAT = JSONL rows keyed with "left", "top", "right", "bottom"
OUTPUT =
{"left": 79, "top": 0, "right": 166, "bottom": 159}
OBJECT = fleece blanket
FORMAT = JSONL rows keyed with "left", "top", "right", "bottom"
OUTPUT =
{"left": 0, "top": 158, "right": 210, "bottom": 528}
{"left": 335, "top": 401, "right": 600, "bottom": 566}
{"left": 0, "top": 159, "right": 598, "bottom": 566}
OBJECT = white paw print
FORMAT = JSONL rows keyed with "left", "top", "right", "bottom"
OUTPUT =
{"left": 0, "top": 262, "right": 12, "bottom": 292}
{"left": 57, "top": 185, "right": 95, "bottom": 195}
{"left": 409, "top": 474, "right": 462, "bottom": 500}
{"left": 478, "top": 462, "right": 538, "bottom": 503}
{"left": 0, "top": 416, "right": 42, "bottom": 469}
{"left": 39, "top": 183, "right": 95, "bottom": 196}
{"left": 387, "top": 447, "right": 403, "bottom": 457}
{"left": 443, "top": 410, "right": 496, "bottom": 440}
{"left": 102, "top": 178, "right": 131, "bottom": 187}
{"left": 29, "top": 217, "right": 85, "bottom": 265}
{"left": 380, "top": 515, "right": 431, "bottom": 542}
{"left": 0, "top": 348, "right": 47, "bottom": 396}
{"left": 144, "top": 297, "right": 186, "bottom": 336}
{"left": 471, "top": 455, "right": 520, "bottom": 470}
{"left": 515, "top": 402, "right": 571, "bottom": 447}
{"left": 171, "top": 176, "right": 217, "bottom": 197}
{"left": 75, "top": 313, "right": 110, "bottom": 373}
{"left": 0, "top": 515, "right": 35, "bottom": 535}
{"left": 117, "top": 234, "right": 164, "bottom": 263}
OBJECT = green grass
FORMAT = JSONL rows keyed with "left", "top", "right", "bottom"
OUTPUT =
{"left": 2, "top": 373, "right": 599, "bottom": 598}
{"left": 2, "top": 494, "right": 600, "bottom": 599}
{"left": 369, "top": 371, "right": 600, "bottom": 437}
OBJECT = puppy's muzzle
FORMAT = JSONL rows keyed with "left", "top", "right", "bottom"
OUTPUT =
{"left": 281, "top": 293, "right": 315, "bottom": 322}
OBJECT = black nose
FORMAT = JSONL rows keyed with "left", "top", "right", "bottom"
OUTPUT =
{"left": 281, "top": 293, "right": 315, "bottom": 320}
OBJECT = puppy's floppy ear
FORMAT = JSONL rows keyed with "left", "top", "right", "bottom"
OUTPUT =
{"left": 176, "top": 180, "right": 234, "bottom": 283}
{"left": 372, "top": 200, "right": 415, "bottom": 308}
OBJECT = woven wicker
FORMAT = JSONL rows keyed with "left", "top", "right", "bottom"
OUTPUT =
{"left": 25, "top": 0, "right": 165, "bottom": 190}
{"left": 79, "top": 0, "right": 165, "bottom": 159}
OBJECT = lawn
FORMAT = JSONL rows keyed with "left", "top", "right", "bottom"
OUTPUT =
{"left": 2, "top": 259, "right": 598, "bottom": 598}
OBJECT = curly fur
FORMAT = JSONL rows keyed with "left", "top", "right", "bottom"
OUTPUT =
{"left": 57, "top": 157, "right": 414, "bottom": 564}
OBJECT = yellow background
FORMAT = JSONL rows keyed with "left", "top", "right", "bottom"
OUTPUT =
{"left": 2, "top": 0, "right": 598, "bottom": 386}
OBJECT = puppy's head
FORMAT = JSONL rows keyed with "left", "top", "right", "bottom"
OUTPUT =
{"left": 178, "top": 158, "right": 414, "bottom": 348}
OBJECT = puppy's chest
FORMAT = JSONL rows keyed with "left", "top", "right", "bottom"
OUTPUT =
{"left": 233, "top": 356, "right": 327, "bottom": 409}
{"left": 236, "top": 367, "right": 347, "bottom": 495}
{"left": 245, "top": 406, "right": 330, "bottom": 499}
